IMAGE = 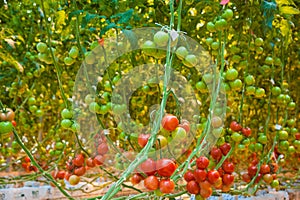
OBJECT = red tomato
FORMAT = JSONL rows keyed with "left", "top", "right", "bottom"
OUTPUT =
{"left": 230, "top": 121, "right": 242, "bottom": 132}
{"left": 213, "top": 177, "right": 223, "bottom": 189}
{"left": 260, "top": 164, "right": 270, "bottom": 174}
{"left": 242, "top": 127, "right": 252, "bottom": 137}
{"left": 179, "top": 119, "right": 190, "bottom": 133}
{"left": 11, "top": 120, "right": 17, "bottom": 127}
{"left": 86, "top": 157, "right": 96, "bottom": 168}
{"left": 184, "top": 171, "right": 195, "bottom": 182}
{"left": 98, "top": 38, "right": 104, "bottom": 46}
{"left": 220, "top": 143, "right": 231, "bottom": 156}
{"left": 196, "top": 156, "right": 209, "bottom": 169}
{"left": 130, "top": 174, "right": 143, "bottom": 185}
{"left": 138, "top": 134, "right": 150, "bottom": 148}
{"left": 73, "top": 154, "right": 85, "bottom": 167}
{"left": 74, "top": 166, "right": 86, "bottom": 176}
{"left": 222, "top": 162, "right": 234, "bottom": 174}
{"left": 222, "top": 184, "right": 231, "bottom": 192}
{"left": 295, "top": 133, "right": 300, "bottom": 140}
{"left": 64, "top": 172, "right": 72, "bottom": 181}
{"left": 222, "top": 173, "right": 234, "bottom": 185}
{"left": 29, "top": 165, "right": 38, "bottom": 172}
{"left": 97, "top": 142, "right": 109, "bottom": 155}
{"left": 24, "top": 156, "right": 31, "bottom": 163}
{"left": 255, "top": 173, "right": 262, "bottom": 183}
{"left": 251, "top": 159, "right": 258, "bottom": 166}
{"left": 93, "top": 155, "right": 105, "bottom": 166}
{"left": 270, "top": 163, "right": 278, "bottom": 173}
{"left": 66, "top": 161, "right": 74, "bottom": 171}
{"left": 199, "top": 180, "right": 212, "bottom": 191}
{"left": 200, "top": 187, "right": 212, "bottom": 198}
{"left": 156, "top": 158, "right": 176, "bottom": 177}
{"left": 161, "top": 114, "right": 179, "bottom": 131}
{"left": 159, "top": 179, "right": 175, "bottom": 193}
{"left": 247, "top": 165, "right": 258, "bottom": 177}
{"left": 140, "top": 158, "right": 156, "bottom": 176}
{"left": 207, "top": 170, "right": 220, "bottom": 184}
{"left": 186, "top": 180, "right": 200, "bottom": 194}
{"left": 210, "top": 147, "right": 222, "bottom": 160}
{"left": 242, "top": 173, "right": 251, "bottom": 183}
{"left": 56, "top": 171, "right": 66, "bottom": 179}
{"left": 218, "top": 167, "right": 225, "bottom": 177}
{"left": 144, "top": 175, "right": 159, "bottom": 191}
{"left": 194, "top": 169, "right": 207, "bottom": 183}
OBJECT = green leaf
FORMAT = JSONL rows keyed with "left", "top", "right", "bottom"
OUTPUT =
{"left": 111, "top": 9, "right": 134, "bottom": 24}
{"left": 279, "top": 6, "right": 300, "bottom": 14}
{"left": 100, "top": 22, "right": 119, "bottom": 37}
{"left": 68, "top": 10, "right": 83, "bottom": 21}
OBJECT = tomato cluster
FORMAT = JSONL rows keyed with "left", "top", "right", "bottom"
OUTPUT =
{"left": 21, "top": 156, "right": 37, "bottom": 173}
{"left": 130, "top": 158, "right": 177, "bottom": 194}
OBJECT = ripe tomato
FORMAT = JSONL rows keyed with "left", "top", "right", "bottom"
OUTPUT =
{"left": 11, "top": 120, "right": 17, "bottom": 127}
{"left": 24, "top": 156, "right": 31, "bottom": 163}
{"left": 140, "top": 158, "right": 156, "bottom": 176}
{"left": 144, "top": 175, "right": 159, "bottom": 191}
{"left": 178, "top": 119, "right": 190, "bottom": 133}
{"left": 222, "top": 162, "right": 234, "bottom": 174}
{"left": 213, "top": 177, "right": 223, "bottom": 189}
{"left": 66, "top": 161, "right": 74, "bottom": 171}
{"left": 64, "top": 172, "right": 72, "bottom": 181}
{"left": 156, "top": 158, "right": 176, "bottom": 177}
{"left": 200, "top": 187, "right": 212, "bottom": 198}
{"left": 199, "top": 180, "right": 212, "bottom": 191}
{"left": 56, "top": 171, "right": 66, "bottom": 179}
{"left": 138, "top": 134, "right": 150, "bottom": 148}
{"left": 73, "top": 154, "right": 85, "bottom": 167}
{"left": 207, "top": 170, "right": 220, "bottom": 184}
{"left": 210, "top": 147, "right": 222, "bottom": 160}
{"left": 184, "top": 171, "right": 195, "bottom": 182}
{"left": 220, "top": 143, "right": 231, "bottom": 156}
{"left": 93, "top": 155, "right": 105, "bottom": 166}
{"left": 161, "top": 114, "right": 179, "bottom": 131}
{"left": 130, "top": 173, "right": 143, "bottom": 185}
{"left": 74, "top": 166, "right": 86, "bottom": 176}
{"left": 248, "top": 165, "right": 258, "bottom": 177}
{"left": 263, "top": 173, "right": 273, "bottom": 184}
{"left": 196, "top": 156, "right": 209, "bottom": 169}
{"left": 194, "top": 169, "right": 207, "bottom": 183}
{"left": 230, "top": 121, "right": 242, "bottom": 132}
{"left": 159, "top": 179, "right": 175, "bottom": 194}
{"left": 242, "top": 173, "right": 251, "bottom": 183}
{"left": 97, "top": 142, "right": 109, "bottom": 155}
{"left": 69, "top": 175, "right": 80, "bottom": 185}
{"left": 86, "top": 157, "right": 96, "bottom": 168}
{"left": 186, "top": 180, "right": 200, "bottom": 194}
{"left": 242, "top": 127, "right": 252, "bottom": 137}
{"left": 260, "top": 164, "right": 270, "bottom": 174}
{"left": 222, "top": 174, "right": 234, "bottom": 185}
{"left": 255, "top": 173, "right": 262, "bottom": 183}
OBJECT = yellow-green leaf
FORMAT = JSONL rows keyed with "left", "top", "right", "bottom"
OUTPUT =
{"left": 279, "top": 6, "right": 300, "bottom": 15}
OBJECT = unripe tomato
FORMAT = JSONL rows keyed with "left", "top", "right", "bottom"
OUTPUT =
{"left": 69, "top": 175, "right": 80, "bottom": 185}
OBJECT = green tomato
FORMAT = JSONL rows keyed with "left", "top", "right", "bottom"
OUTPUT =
{"left": 183, "top": 54, "right": 197, "bottom": 68}
{"left": 0, "top": 121, "right": 13, "bottom": 134}
{"left": 222, "top": 9, "right": 233, "bottom": 20}
{"left": 142, "top": 40, "right": 156, "bottom": 56}
{"left": 60, "top": 119, "right": 72, "bottom": 129}
{"left": 36, "top": 42, "right": 47, "bottom": 53}
{"left": 271, "top": 86, "right": 281, "bottom": 96}
{"left": 254, "top": 143, "right": 263, "bottom": 152}
{"left": 258, "top": 135, "right": 268, "bottom": 144}
{"left": 229, "top": 79, "right": 242, "bottom": 91}
{"left": 278, "top": 130, "right": 289, "bottom": 140}
{"left": 206, "top": 22, "right": 216, "bottom": 32}
{"left": 288, "top": 146, "right": 296, "bottom": 154}
{"left": 55, "top": 142, "right": 64, "bottom": 150}
{"left": 225, "top": 68, "right": 238, "bottom": 81}
{"left": 270, "top": 180, "right": 279, "bottom": 188}
{"left": 215, "top": 19, "right": 228, "bottom": 30}
{"left": 279, "top": 140, "right": 289, "bottom": 151}
{"left": 69, "top": 47, "right": 79, "bottom": 58}
{"left": 231, "top": 132, "right": 243, "bottom": 143}
{"left": 64, "top": 57, "right": 74, "bottom": 66}
{"left": 71, "top": 122, "right": 80, "bottom": 132}
{"left": 28, "top": 97, "right": 36, "bottom": 105}
{"left": 61, "top": 108, "right": 73, "bottom": 119}
{"left": 245, "top": 75, "right": 255, "bottom": 85}
{"left": 29, "top": 105, "right": 38, "bottom": 113}
{"left": 205, "top": 37, "right": 214, "bottom": 45}
{"left": 175, "top": 46, "right": 189, "bottom": 60}
{"left": 36, "top": 109, "right": 43, "bottom": 117}
{"left": 196, "top": 81, "right": 207, "bottom": 93}
{"left": 254, "top": 38, "right": 264, "bottom": 46}
{"left": 89, "top": 102, "right": 101, "bottom": 113}
{"left": 171, "top": 127, "right": 187, "bottom": 139}
{"left": 211, "top": 41, "right": 220, "bottom": 50}
{"left": 265, "top": 56, "right": 273, "bottom": 65}
{"left": 153, "top": 31, "right": 169, "bottom": 47}
{"left": 255, "top": 88, "right": 265, "bottom": 98}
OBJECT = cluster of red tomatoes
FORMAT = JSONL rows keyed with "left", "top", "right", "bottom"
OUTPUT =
{"left": 21, "top": 156, "right": 37, "bottom": 172}
{"left": 130, "top": 158, "right": 177, "bottom": 194}
{"left": 185, "top": 153, "right": 234, "bottom": 198}
{"left": 53, "top": 135, "right": 109, "bottom": 186}
{"left": 242, "top": 153, "right": 279, "bottom": 188}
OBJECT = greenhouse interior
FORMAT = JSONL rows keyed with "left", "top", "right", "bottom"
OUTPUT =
{"left": 0, "top": 0, "right": 300, "bottom": 199}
